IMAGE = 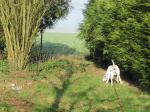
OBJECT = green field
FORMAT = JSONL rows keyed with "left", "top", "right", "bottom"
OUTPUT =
{"left": 36, "top": 32, "right": 89, "bottom": 56}
{"left": 0, "top": 33, "right": 150, "bottom": 112}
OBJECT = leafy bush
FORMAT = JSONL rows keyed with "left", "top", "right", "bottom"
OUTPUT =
{"left": 80, "top": 0, "right": 150, "bottom": 88}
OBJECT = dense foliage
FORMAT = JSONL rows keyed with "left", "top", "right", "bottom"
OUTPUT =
{"left": 80, "top": 0, "right": 150, "bottom": 88}
{"left": 40, "top": 0, "right": 70, "bottom": 30}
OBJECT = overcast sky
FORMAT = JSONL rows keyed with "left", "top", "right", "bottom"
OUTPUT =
{"left": 47, "top": 0, "right": 89, "bottom": 33}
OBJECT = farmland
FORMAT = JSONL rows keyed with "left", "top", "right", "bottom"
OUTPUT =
{"left": 36, "top": 32, "right": 89, "bottom": 56}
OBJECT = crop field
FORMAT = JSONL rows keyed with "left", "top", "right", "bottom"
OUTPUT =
{"left": 0, "top": 33, "right": 150, "bottom": 112}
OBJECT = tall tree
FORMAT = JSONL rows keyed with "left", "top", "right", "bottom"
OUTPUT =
{"left": 131, "top": 0, "right": 150, "bottom": 88}
{"left": 0, "top": 0, "right": 46, "bottom": 71}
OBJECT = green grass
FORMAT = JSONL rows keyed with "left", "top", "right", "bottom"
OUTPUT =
{"left": 0, "top": 32, "right": 150, "bottom": 112}
{"left": 0, "top": 56, "right": 150, "bottom": 112}
{"left": 36, "top": 32, "right": 89, "bottom": 55}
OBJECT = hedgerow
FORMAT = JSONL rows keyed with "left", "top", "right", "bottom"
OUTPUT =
{"left": 80, "top": 0, "right": 150, "bottom": 88}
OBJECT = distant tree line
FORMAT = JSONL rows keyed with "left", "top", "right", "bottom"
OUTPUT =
{"left": 80, "top": 0, "right": 150, "bottom": 89}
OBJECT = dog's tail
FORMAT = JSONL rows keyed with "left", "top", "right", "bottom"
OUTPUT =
{"left": 112, "top": 59, "right": 115, "bottom": 66}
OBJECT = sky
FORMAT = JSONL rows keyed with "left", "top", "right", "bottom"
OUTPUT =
{"left": 46, "top": 0, "right": 89, "bottom": 33}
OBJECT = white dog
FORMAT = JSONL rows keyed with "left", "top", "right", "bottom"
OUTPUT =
{"left": 103, "top": 60, "right": 122, "bottom": 85}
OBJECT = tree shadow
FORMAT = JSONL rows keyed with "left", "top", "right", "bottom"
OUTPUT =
{"left": 67, "top": 87, "right": 119, "bottom": 112}
{"left": 68, "top": 87, "right": 96, "bottom": 112}
{"left": 49, "top": 62, "right": 74, "bottom": 112}
{"left": 29, "top": 42, "right": 79, "bottom": 63}
{"left": 49, "top": 83, "right": 113, "bottom": 112}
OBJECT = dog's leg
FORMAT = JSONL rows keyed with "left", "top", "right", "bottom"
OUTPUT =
{"left": 118, "top": 75, "right": 122, "bottom": 84}
{"left": 111, "top": 77, "right": 113, "bottom": 85}
{"left": 117, "top": 71, "right": 122, "bottom": 84}
{"left": 111, "top": 73, "right": 113, "bottom": 85}
{"left": 106, "top": 72, "right": 110, "bottom": 84}
{"left": 106, "top": 75, "right": 109, "bottom": 83}
{"left": 116, "top": 69, "right": 121, "bottom": 83}
{"left": 116, "top": 74, "right": 119, "bottom": 83}
{"left": 116, "top": 73, "right": 122, "bottom": 84}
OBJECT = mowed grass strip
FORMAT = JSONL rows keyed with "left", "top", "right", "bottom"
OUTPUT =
{"left": 0, "top": 56, "right": 150, "bottom": 112}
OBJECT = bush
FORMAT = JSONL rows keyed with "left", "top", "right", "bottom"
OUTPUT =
{"left": 80, "top": 0, "right": 150, "bottom": 88}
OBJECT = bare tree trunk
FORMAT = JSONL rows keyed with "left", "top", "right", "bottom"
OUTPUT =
{"left": 40, "top": 29, "right": 43, "bottom": 61}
